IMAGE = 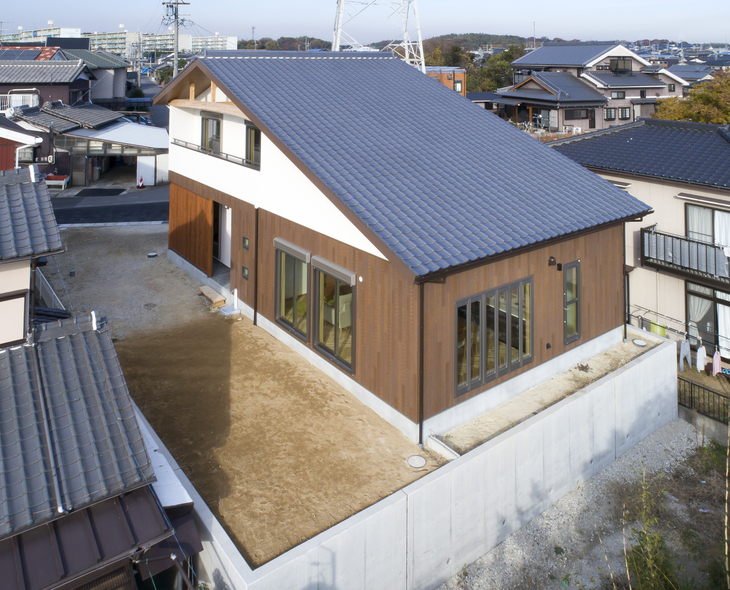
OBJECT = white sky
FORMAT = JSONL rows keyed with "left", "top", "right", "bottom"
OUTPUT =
{"left": 3, "top": 0, "right": 728, "bottom": 46}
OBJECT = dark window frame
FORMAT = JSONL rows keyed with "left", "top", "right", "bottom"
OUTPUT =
{"left": 618, "top": 107, "right": 631, "bottom": 120}
{"left": 564, "top": 260, "right": 581, "bottom": 345}
{"left": 455, "top": 276, "right": 534, "bottom": 397}
{"left": 245, "top": 122, "right": 261, "bottom": 170}
{"left": 564, "top": 109, "right": 591, "bottom": 120}
{"left": 609, "top": 58, "right": 632, "bottom": 74}
{"left": 668, "top": 83, "right": 675, "bottom": 92}
{"left": 312, "top": 256, "right": 356, "bottom": 373}
{"left": 604, "top": 107, "right": 616, "bottom": 121}
{"left": 453, "top": 79, "right": 463, "bottom": 93}
{"left": 201, "top": 111, "right": 222, "bottom": 154}
{"left": 639, "top": 90, "right": 646, "bottom": 99}
{"left": 274, "top": 238, "right": 311, "bottom": 341}
{"left": 611, "top": 91, "right": 626, "bottom": 99}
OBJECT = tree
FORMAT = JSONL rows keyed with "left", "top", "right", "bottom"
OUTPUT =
{"left": 466, "top": 45, "right": 525, "bottom": 92}
{"left": 652, "top": 72, "right": 730, "bottom": 124}
{"left": 425, "top": 46, "right": 443, "bottom": 66}
{"left": 265, "top": 40, "right": 279, "bottom": 51}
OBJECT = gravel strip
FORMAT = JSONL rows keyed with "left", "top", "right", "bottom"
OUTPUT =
{"left": 439, "top": 419, "right": 702, "bottom": 590}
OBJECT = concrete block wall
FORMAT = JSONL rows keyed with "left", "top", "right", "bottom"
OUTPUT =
{"left": 148, "top": 329, "right": 677, "bottom": 590}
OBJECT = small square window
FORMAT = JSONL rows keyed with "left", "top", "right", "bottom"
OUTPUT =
{"left": 453, "top": 79, "right": 463, "bottom": 93}
{"left": 669, "top": 84, "right": 675, "bottom": 92}
{"left": 242, "top": 266, "right": 249, "bottom": 279}
{"left": 242, "top": 236, "right": 249, "bottom": 250}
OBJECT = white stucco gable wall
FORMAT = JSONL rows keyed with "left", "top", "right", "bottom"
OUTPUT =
{"left": 169, "top": 105, "right": 388, "bottom": 260}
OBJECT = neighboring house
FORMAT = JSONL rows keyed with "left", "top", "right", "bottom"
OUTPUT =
{"left": 667, "top": 64, "right": 715, "bottom": 87}
{"left": 62, "top": 49, "right": 130, "bottom": 101}
{"left": 465, "top": 91, "right": 499, "bottom": 111}
{"left": 490, "top": 42, "right": 687, "bottom": 131}
{"left": 9, "top": 101, "right": 168, "bottom": 185}
{"left": 154, "top": 50, "right": 651, "bottom": 442}
{"left": 0, "top": 168, "right": 202, "bottom": 589}
{"left": 425, "top": 66, "right": 466, "bottom": 96}
{"left": 550, "top": 119, "right": 730, "bottom": 359}
{"left": 0, "top": 115, "right": 41, "bottom": 170}
{"left": 0, "top": 59, "right": 95, "bottom": 109}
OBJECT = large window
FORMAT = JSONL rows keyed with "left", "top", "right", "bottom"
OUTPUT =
{"left": 686, "top": 283, "right": 730, "bottom": 359}
{"left": 246, "top": 124, "right": 261, "bottom": 168}
{"left": 609, "top": 58, "right": 632, "bottom": 74}
{"left": 314, "top": 257, "right": 355, "bottom": 370}
{"left": 564, "top": 261, "right": 581, "bottom": 344}
{"left": 618, "top": 107, "right": 631, "bottom": 120}
{"left": 275, "top": 238, "right": 310, "bottom": 339}
{"left": 201, "top": 113, "right": 221, "bottom": 153}
{"left": 564, "top": 109, "right": 591, "bottom": 120}
{"left": 456, "top": 277, "right": 533, "bottom": 396}
{"left": 604, "top": 108, "right": 616, "bottom": 121}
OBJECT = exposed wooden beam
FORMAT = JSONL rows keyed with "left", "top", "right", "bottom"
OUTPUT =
{"left": 169, "top": 99, "right": 245, "bottom": 119}
{"left": 211, "top": 81, "right": 217, "bottom": 102}
{"left": 189, "top": 81, "right": 195, "bottom": 101}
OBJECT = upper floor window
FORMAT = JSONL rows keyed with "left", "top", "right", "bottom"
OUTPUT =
{"left": 453, "top": 79, "right": 463, "bottom": 93}
{"left": 687, "top": 204, "right": 730, "bottom": 247}
{"left": 604, "top": 108, "right": 616, "bottom": 121}
{"left": 668, "top": 83, "right": 675, "bottom": 92}
{"left": 640, "top": 90, "right": 646, "bottom": 99}
{"left": 611, "top": 91, "right": 626, "bottom": 99}
{"left": 455, "top": 277, "right": 533, "bottom": 396}
{"left": 201, "top": 112, "right": 221, "bottom": 153}
{"left": 618, "top": 107, "right": 631, "bottom": 120}
{"left": 564, "top": 261, "right": 581, "bottom": 344}
{"left": 246, "top": 124, "right": 261, "bottom": 168}
{"left": 609, "top": 58, "right": 632, "bottom": 74}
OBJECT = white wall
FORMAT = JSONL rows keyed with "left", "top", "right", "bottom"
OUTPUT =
{"left": 0, "top": 260, "right": 30, "bottom": 345}
{"left": 178, "top": 330, "right": 677, "bottom": 590}
{"left": 113, "top": 69, "right": 126, "bottom": 98}
{"left": 90, "top": 69, "right": 114, "bottom": 100}
{"left": 168, "top": 105, "right": 388, "bottom": 260}
{"left": 137, "top": 156, "right": 156, "bottom": 187}
{"left": 156, "top": 153, "right": 169, "bottom": 184}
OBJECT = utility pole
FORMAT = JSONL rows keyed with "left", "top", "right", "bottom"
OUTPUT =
{"left": 162, "top": 0, "right": 189, "bottom": 78}
{"left": 252, "top": 26, "right": 256, "bottom": 50}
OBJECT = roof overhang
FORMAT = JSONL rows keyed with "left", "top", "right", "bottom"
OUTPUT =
{"left": 0, "top": 126, "right": 42, "bottom": 145}
{"left": 155, "top": 58, "right": 417, "bottom": 282}
{"left": 585, "top": 44, "right": 651, "bottom": 68}
{"left": 63, "top": 121, "right": 169, "bottom": 150}
{"left": 659, "top": 68, "right": 691, "bottom": 86}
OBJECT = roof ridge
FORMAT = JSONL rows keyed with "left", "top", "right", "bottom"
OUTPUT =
{"left": 549, "top": 120, "right": 646, "bottom": 146}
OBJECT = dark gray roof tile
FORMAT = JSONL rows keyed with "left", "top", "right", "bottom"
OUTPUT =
{"left": 197, "top": 51, "right": 650, "bottom": 276}
{"left": 512, "top": 42, "right": 620, "bottom": 67}
{"left": 0, "top": 316, "right": 154, "bottom": 540}
{"left": 0, "top": 60, "right": 92, "bottom": 84}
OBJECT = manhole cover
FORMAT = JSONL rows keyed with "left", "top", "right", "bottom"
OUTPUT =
{"left": 407, "top": 455, "right": 426, "bottom": 469}
{"left": 632, "top": 339, "right": 647, "bottom": 347}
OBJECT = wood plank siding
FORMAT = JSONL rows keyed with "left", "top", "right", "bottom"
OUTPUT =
{"left": 169, "top": 182, "right": 215, "bottom": 277}
{"left": 169, "top": 174, "right": 626, "bottom": 426}
{"left": 422, "top": 224, "right": 625, "bottom": 419}
{"left": 0, "top": 140, "right": 18, "bottom": 172}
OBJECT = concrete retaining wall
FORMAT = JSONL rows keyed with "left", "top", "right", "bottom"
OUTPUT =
{"left": 166, "top": 332, "right": 677, "bottom": 590}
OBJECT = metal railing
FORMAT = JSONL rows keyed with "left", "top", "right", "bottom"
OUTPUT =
{"left": 678, "top": 377, "right": 730, "bottom": 424}
{"left": 641, "top": 227, "right": 730, "bottom": 286}
{"left": 172, "top": 138, "right": 260, "bottom": 170}
{"left": 0, "top": 93, "right": 40, "bottom": 111}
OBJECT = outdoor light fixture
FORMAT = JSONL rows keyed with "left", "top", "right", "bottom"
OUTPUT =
{"left": 548, "top": 256, "right": 556, "bottom": 266}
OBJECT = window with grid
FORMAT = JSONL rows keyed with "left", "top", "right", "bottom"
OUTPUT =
{"left": 618, "top": 107, "right": 631, "bottom": 120}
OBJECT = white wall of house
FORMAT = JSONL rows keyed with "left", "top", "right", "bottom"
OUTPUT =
{"left": 0, "top": 260, "right": 30, "bottom": 345}
{"left": 168, "top": 105, "right": 388, "bottom": 260}
{"left": 90, "top": 69, "right": 114, "bottom": 100}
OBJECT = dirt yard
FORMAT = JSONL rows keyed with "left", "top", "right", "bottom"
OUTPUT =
{"left": 443, "top": 336, "right": 661, "bottom": 455}
{"left": 46, "top": 226, "right": 443, "bottom": 567}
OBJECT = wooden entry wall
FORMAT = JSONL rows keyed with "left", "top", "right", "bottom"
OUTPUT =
{"left": 169, "top": 183, "right": 214, "bottom": 277}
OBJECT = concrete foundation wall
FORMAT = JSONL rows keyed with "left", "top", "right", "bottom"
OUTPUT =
{"left": 170, "top": 330, "right": 677, "bottom": 590}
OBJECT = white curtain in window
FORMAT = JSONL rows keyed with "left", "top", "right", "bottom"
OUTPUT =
{"left": 687, "top": 293, "right": 713, "bottom": 345}
{"left": 687, "top": 205, "right": 713, "bottom": 243}
{"left": 715, "top": 210, "right": 730, "bottom": 247}
{"left": 718, "top": 303, "right": 730, "bottom": 358}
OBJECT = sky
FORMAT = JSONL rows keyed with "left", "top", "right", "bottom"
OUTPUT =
{"left": 3, "top": 1, "right": 729, "bottom": 45}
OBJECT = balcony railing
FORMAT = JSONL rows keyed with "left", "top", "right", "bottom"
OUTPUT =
{"left": 678, "top": 377, "right": 729, "bottom": 424}
{"left": 641, "top": 227, "right": 730, "bottom": 288}
{"left": 172, "top": 138, "right": 260, "bottom": 170}
{"left": 0, "top": 93, "right": 40, "bottom": 111}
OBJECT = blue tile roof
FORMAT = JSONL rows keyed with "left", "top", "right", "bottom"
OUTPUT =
{"left": 505, "top": 72, "right": 607, "bottom": 104}
{"left": 549, "top": 119, "right": 730, "bottom": 189}
{"left": 586, "top": 71, "right": 665, "bottom": 88}
{"left": 513, "top": 42, "right": 619, "bottom": 67}
{"left": 194, "top": 51, "right": 650, "bottom": 277}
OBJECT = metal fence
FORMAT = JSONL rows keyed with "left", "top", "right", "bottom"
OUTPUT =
{"left": 641, "top": 227, "right": 730, "bottom": 281}
{"left": 678, "top": 377, "right": 730, "bottom": 424}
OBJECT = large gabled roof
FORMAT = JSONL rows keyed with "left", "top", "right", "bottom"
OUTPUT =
{"left": 505, "top": 71, "right": 607, "bottom": 104}
{"left": 62, "top": 49, "right": 130, "bottom": 70}
{"left": 0, "top": 59, "right": 93, "bottom": 84}
{"left": 549, "top": 118, "right": 730, "bottom": 190}
{"left": 0, "top": 169, "right": 63, "bottom": 262}
{"left": 156, "top": 51, "right": 650, "bottom": 278}
{"left": 512, "top": 42, "right": 621, "bottom": 67}
{"left": 0, "top": 315, "right": 155, "bottom": 541}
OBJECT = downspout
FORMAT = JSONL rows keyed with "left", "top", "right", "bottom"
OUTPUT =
{"left": 253, "top": 207, "right": 259, "bottom": 326}
{"left": 418, "top": 282, "right": 425, "bottom": 446}
{"left": 29, "top": 259, "right": 36, "bottom": 330}
{"left": 623, "top": 222, "right": 628, "bottom": 342}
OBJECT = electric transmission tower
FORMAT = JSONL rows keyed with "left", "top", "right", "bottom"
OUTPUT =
{"left": 333, "top": 0, "right": 425, "bottom": 73}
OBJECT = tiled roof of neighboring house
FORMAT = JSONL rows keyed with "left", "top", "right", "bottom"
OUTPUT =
{"left": 512, "top": 42, "right": 620, "bottom": 67}
{"left": 425, "top": 66, "right": 465, "bottom": 74}
{"left": 0, "top": 60, "right": 92, "bottom": 84}
{"left": 640, "top": 65, "right": 663, "bottom": 73}
{"left": 0, "top": 114, "right": 41, "bottom": 139}
{"left": 173, "top": 51, "right": 650, "bottom": 277}
{"left": 549, "top": 118, "right": 730, "bottom": 189}
{"left": 0, "top": 49, "right": 41, "bottom": 60}
{"left": 10, "top": 105, "right": 80, "bottom": 133}
{"left": 0, "top": 314, "right": 155, "bottom": 540}
{"left": 514, "top": 71, "right": 608, "bottom": 102}
{"left": 667, "top": 64, "right": 715, "bottom": 82}
{"left": 466, "top": 92, "right": 499, "bottom": 101}
{"left": 40, "top": 101, "right": 124, "bottom": 129}
{"left": 63, "top": 49, "right": 130, "bottom": 70}
{"left": 584, "top": 71, "right": 665, "bottom": 88}
{"left": 0, "top": 173, "right": 63, "bottom": 261}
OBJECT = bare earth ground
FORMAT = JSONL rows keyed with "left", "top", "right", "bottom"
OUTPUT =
{"left": 46, "top": 226, "right": 444, "bottom": 567}
{"left": 444, "top": 337, "right": 661, "bottom": 455}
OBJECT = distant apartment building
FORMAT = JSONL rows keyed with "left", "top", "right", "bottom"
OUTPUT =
{"left": 0, "top": 24, "right": 81, "bottom": 43}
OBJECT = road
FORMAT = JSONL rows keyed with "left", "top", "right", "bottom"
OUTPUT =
{"left": 52, "top": 185, "right": 169, "bottom": 224}
{"left": 139, "top": 75, "right": 169, "bottom": 128}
